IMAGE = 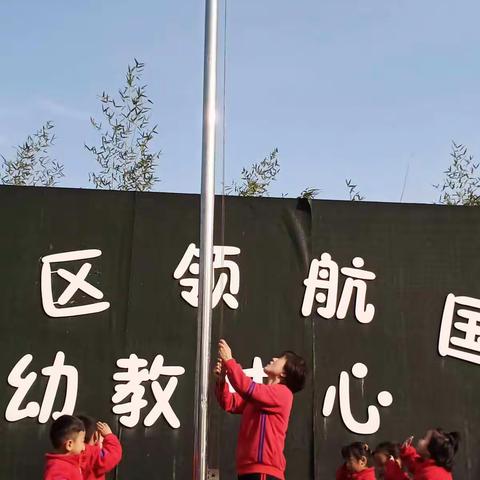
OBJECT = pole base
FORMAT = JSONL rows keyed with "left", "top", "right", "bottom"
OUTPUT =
{"left": 207, "top": 468, "right": 220, "bottom": 480}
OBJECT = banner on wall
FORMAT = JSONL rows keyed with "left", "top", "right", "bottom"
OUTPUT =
{"left": 0, "top": 186, "right": 479, "bottom": 479}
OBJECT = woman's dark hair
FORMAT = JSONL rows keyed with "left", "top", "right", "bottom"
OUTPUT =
{"left": 428, "top": 428, "right": 460, "bottom": 472}
{"left": 374, "top": 441, "right": 401, "bottom": 459}
{"left": 279, "top": 350, "right": 307, "bottom": 393}
{"left": 341, "top": 442, "right": 371, "bottom": 461}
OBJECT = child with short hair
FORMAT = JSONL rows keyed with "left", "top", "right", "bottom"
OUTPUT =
{"left": 43, "top": 415, "right": 122, "bottom": 480}
{"left": 336, "top": 442, "right": 375, "bottom": 480}
{"left": 77, "top": 415, "right": 122, "bottom": 480}
{"left": 77, "top": 415, "right": 100, "bottom": 447}
{"left": 44, "top": 415, "right": 88, "bottom": 480}
{"left": 373, "top": 441, "right": 408, "bottom": 480}
{"left": 215, "top": 339, "right": 307, "bottom": 480}
{"left": 401, "top": 429, "right": 460, "bottom": 480}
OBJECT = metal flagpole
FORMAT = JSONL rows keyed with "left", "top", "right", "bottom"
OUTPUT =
{"left": 194, "top": 1, "right": 219, "bottom": 479}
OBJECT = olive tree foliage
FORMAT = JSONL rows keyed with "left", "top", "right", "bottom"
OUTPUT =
{"left": 300, "top": 187, "right": 321, "bottom": 199}
{"left": 434, "top": 141, "right": 480, "bottom": 206}
{"left": 86, "top": 59, "right": 160, "bottom": 191}
{"left": 345, "top": 178, "right": 365, "bottom": 201}
{"left": 227, "top": 148, "right": 319, "bottom": 199}
{"left": 226, "top": 148, "right": 280, "bottom": 197}
{"left": 1, "top": 121, "right": 63, "bottom": 187}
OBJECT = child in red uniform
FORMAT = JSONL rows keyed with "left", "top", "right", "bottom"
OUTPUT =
{"left": 400, "top": 429, "right": 460, "bottom": 480}
{"left": 44, "top": 415, "right": 122, "bottom": 480}
{"left": 77, "top": 415, "right": 122, "bottom": 480}
{"left": 336, "top": 442, "right": 376, "bottom": 480}
{"left": 44, "top": 415, "right": 87, "bottom": 480}
{"left": 373, "top": 442, "right": 409, "bottom": 480}
{"left": 215, "top": 339, "right": 306, "bottom": 480}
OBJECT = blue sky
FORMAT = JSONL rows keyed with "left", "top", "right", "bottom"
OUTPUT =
{"left": 1, "top": 0, "right": 479, "bottom": 203}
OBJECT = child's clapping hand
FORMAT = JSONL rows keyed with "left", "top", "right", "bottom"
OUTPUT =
{"left": 96, "top": 421, "right": 112, "bottom": 437}
{"left": 402, "top": 436, "right": 414, "bottom": 449}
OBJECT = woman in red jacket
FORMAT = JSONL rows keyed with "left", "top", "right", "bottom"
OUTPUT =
{"left": 401, "top": 429, "right": 460, "bottom": 480}
{"left": 215, "top": 339, "right": 306, "bottom": 480}
{"left": 336, "top": 442, "right": 376, "bottom": 480}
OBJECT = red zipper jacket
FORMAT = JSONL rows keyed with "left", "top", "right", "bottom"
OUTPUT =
{"left": 44, "top": 433, "right": 122, "bottom": 480}
{"left": 336, "top": 464, "right": 376, "bottom": 480}
{"left": 81, "top": 433, "right": 122, "bottom": 480}
{"left": 44, "top": 453, "right": 83, "bottom": 480}
{"left": 401, "top": 445, "right": 453, "bottom": 480}
{"left": 215, "top": 358, "right": 293, "bottom": 480}
{"left": 382, "top": 459, "right": 410, "bottom": 480}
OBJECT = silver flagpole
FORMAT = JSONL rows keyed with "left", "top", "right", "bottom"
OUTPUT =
{"left": 194, "top": 0, "right": 219, "bottom": 479}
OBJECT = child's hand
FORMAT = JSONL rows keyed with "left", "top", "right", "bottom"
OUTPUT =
{"left": 402, "top": 436, "right": 414, "bottom": 448}
{"left": 218, "top": 339, "right": 233, "bottom": 362}
{"left": 96, "top": 421, "right": 112, "bottom": 437}
{"left": 92, "top": 431, "right": 102, "bottom": 446}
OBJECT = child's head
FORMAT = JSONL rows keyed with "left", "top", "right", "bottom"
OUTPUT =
{"left": 341, "top": 442, "right": 371, "bottom": 473}
{"left": 76, "top": 415, "right": 98, "bottom": 445}
{"left": 373, "top": 441, "right": 401, "bottom": 467}
{"left": 264, "top": 350, "right": 307, "bottom": 393}
{"left": 417, "top": 428, "right": 460, "bottom": 471}
{"left": 50, "top": 415, "right": 86, "bottom": 455}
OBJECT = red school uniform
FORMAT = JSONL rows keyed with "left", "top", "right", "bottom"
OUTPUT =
{"left": 336, "top": 464, "right": 376, "bottom": 480}
{"left": 44, "top": 433, "right": 122, "bottom": 480}
{"left": 215, "top": 358, "right": 293, "bottom": 480}
{"left": 44, "top": 453, "right": 82, "bottom": 480}
{"left": 382, "top": 458, "right": 410, "bottom": 480}
{"left": 81, "top": 433, "right": 123, "bottom": 480}
{"left": 401, "top": 445, "right": 453, "bottom": 480}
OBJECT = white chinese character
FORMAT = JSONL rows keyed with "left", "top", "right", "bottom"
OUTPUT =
{"left": 173, "top": 243, "right": 241, "bottom": 309}
{"left": 226, "top": 356, "right": 268, "bottom": 393}
{"left": 302, "top": 253, "right": 339, "bottom": 318}
{"left": 5, "top": 351, "right": 78, "bottom": 423}
{"left": 301, "top": 253, "right": 375, "bottom": 323}
{"left": 439, "top": 293, "right": 480, "bottom": 365}
{"left": 112, "top": 354, "right": 185, "bottom": 429}
{"left": 5, "top": 354, "right": 39, "bottom": 422}
{"left": 41, "top": 249, "right": 110, "bottom": 317}
{"left": 321, "top": 362, "right": 393, "bottom": 435}
{"left": 337, "top": 257, "right": 375, "bottom": 324}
